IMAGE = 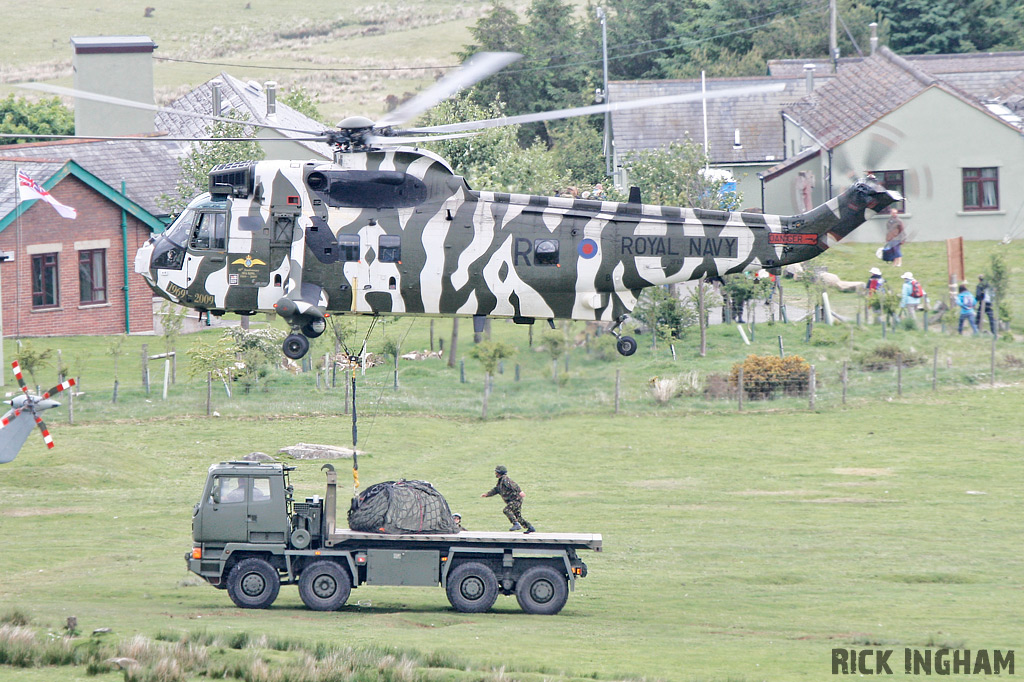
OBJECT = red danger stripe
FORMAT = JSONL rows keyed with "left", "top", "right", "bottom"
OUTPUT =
{"left": 768, "top": 233, "right": 819, "bottom": 245}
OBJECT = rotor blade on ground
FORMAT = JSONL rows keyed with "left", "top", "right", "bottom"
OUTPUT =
{"left": 406, "top": 83, "right": 787, "bottom": 134}
{"left": 364, "top": 131, "right": 481, "bottom": 146}
{"left": 34, "top": 415, "right": 54, "bottom": 449}
{"left": 375, "top": 52, "right": 522, "bottom": 128}
{"left": 42, "top": 378, "right": 75, "bottom": 400}
{"left": 17, "top": 83, "right": 325, "bottom": 136}
{"left": 11, "top": 361, "right": 28, "bottom": 394}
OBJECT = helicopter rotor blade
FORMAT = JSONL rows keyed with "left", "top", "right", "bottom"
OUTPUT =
{"left": 406, "top": 83, "right": 787, "bottom": 134}
{"left": 364, "top": 131, "right": 481, "bottom": 146}
{"left": 0, "top": 409, "right": 23, "bottom": 429}
{"left": 41, "top": 378, "right": 75, "bottom": 400}
{"left": 34, "top": 415, "right": 54, "bottom": 449}
{"left": 376, "top": 52, "right": 522, "bottom": 128}
{"left": 17, "top": 83, "right": 325, "bottom": 137}
{"left": 11, "top": 361, "right": 29, "bottom": 395}
{"left": 0, "top": 132, "right": 330, "bottom": 143}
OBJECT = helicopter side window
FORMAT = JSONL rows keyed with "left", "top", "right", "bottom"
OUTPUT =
{"left": 190, "top": 212, "right": 226, "bottom": 251}
{"left": 534, "top": 239, "right": 559, "bottom": 266}
{"left": 379, "top": 235, "right": 401, "bottom": 263}
{"left": 338, "top": 234, "right": 360, "bottom": 262}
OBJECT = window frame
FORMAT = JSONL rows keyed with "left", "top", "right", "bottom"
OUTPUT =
{"left": 31, "top": 252, "right": 59, "bottom": 309}
{"left": 378, "top": 235, "right": 401, "bottom": 264}
{"left": 534, "top": 238, "right": 560, "bottom": 266}
{"left": 78, "top": 248, "right": 107, "bottom": 305}
{"left": 338, "top": 234, "right": 360, "bottom": 262}
{"left": 962, "top": 167, "right": 999, "bottom": 211}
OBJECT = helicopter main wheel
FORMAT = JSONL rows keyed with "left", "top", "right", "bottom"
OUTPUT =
{"left": 283, "top": 333, "right": 310, "bottom": 360}
{"left": 301, "top": 318, "right": 327, "bottom": 338}
{"left": 616, "top": 336, "right": 638, "bottom": 356}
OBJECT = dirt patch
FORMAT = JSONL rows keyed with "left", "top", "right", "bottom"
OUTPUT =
{"left": 831, "top": 467, "right": 893, "bottom": 476}
{"left": 800, "top": 497, "right": 892, "bottom": 504}
{"left": 731, "top": 489, "right": 818, "bottom": 496}
{"left": 630, "top": 479, "right": 698, "bottom": 490}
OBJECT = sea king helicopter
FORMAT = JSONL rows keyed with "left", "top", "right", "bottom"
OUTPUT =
{"left": 20, "top": 53, "right": 900, "bottom": 359}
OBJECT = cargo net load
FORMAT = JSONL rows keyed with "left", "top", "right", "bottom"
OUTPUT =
{"left": 348, "top": 480, "right": 457, "bottom": 534}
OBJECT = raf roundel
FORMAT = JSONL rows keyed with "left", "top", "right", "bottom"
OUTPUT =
{"left": 577, "top": 238, "right": 599, "bottom": 259}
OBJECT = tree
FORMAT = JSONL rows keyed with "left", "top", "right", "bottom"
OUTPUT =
{"left": 13, "top": 341, "right": 52, "bottom": 387}
{"left": 469, "top": 340, "right": 517, "bottom": 418}
{"left": 632, "top": 286, "right": 697, "bottom": 351}
{"left": 227, "top": 327, "right": 286, "bottom": 393}
{"left": 619, "top": 140, "right": 740, "bottom": 209}
{"left": 0, "top": 95, "right": 74, "bottom": 145}
{"left": 421, "top": 95, "right": 568, "bottom": 195}
{"left": 281, "top": 86, "right": 326, "bottom": 125}
{"left": 161, "top": 114, "right": 265, "bottom": 213}
{"left": 866, "top": 0, "right": 1024, "bottom": 54}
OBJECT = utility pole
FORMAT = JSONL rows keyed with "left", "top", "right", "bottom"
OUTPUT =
{"left": 597, "top": 6, "right": 611, "bottom": 176}
{"left": 829, "top": 0, "right": 838, "bottom": 72}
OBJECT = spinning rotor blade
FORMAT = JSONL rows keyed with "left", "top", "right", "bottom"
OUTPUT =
{"left": 376, "top": 52, "right": 522, "bottom": 128}
{"left": 0, "top": 132, "right": 330, "bottom": 143}
{"left": 34, "top": 415, "right": 54, "bottom": 449}
{"left": 407, "top": 83, "right": 787, "bottom": 134}
{"left": 17, "top": 83, "right": 324, "bottom": 136}
{"left": 41, "top": 378, "right": 75, "bottom": 400}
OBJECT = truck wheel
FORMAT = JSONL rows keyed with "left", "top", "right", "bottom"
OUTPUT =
{"left": 227, "top": 557, "right": 280, "bottom": 609}
{"left": 446, "top": 562, "right": 499, "bottom": 613}
{"left": 515, "top": 565, "right": 568, "bottom": 615}
{"left": 298, "top": 560, "right": 351, "bottom": 611}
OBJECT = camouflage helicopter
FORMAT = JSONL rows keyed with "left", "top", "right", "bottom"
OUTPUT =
{"left": 21, "top": 53, "right": 901, "bottom": 359}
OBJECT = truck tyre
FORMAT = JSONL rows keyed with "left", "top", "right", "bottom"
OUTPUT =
{"left": 446, "top": 562, "right": 499, "bottom": 613}
{"left": 298, "top": 560, "right": 351, "bottom": 611}
{"left": 226, "top": 557, "right": 280, "bottom": 609}
{"left": 515, "top": 565, "right": 568, "bottom": 615}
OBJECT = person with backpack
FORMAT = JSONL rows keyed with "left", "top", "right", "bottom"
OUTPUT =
{"left": 900, "top": 272, "right": 924, "bottom": 317}
{"left": 974, "top": 274, "right": 996, "bottom": 334}
{"left": 956, "top": 283, "right": 979, "bottom": 335}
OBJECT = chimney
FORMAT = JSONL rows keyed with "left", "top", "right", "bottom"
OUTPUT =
{"left": 870, "top": 22, "right": 879, "bottom": 55}
{"left": 804, "top": 64, "right": 816, "bottom": 94}
{"left": 71, "top": 35, "right": 157, "bottom": 136}
{"left": 265, "top": 81, "right": 277, "bottom": 117}
{"left": 211, "top": 79, "right": 223, "bottom": 117}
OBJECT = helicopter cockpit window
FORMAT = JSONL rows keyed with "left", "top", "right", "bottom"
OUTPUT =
{"left": 163, "top": 209, "right": 196, "bottom": 247}
{"left": 338, "top": 234, "right": 360, "bottom": 262}
{"left": 534, "top": 239, "right": 559, "bottom": 266}
{"left": 189, "top": 212, "right": 226, "bottom": 251}
{"left": 379, "top": 235, "right": 401, "bottom": 263}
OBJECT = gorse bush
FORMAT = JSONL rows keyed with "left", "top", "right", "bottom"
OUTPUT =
{"left": 857, "top": 343, "right": 927, "bottom": 371}
{"left": 729, "top": 354, "right": 810, "bottom": 399}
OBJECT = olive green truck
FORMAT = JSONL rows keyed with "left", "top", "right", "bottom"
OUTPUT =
{"left": 187, "top": 461, "right": 602, "bottom": 615}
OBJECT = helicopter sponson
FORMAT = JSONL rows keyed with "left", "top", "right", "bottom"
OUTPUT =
{"left": 135, "top": 149, "right": 900, "bottom": 359}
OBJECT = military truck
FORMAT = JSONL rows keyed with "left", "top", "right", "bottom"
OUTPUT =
{"left": 187, "top": 461, "right": 601, "bottom": 615}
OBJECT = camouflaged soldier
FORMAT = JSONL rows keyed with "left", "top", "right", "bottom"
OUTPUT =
{"left": 481, "top": 465, "right": 535, "bottom": 533}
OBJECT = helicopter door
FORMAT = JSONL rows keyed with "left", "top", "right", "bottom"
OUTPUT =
{"left": 269, "top": 213, "right": 295, "bottom": 283}
{"left": 185, "top": 211, "right": 227, "bottom": 307}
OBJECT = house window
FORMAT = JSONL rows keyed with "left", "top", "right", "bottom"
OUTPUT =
{"left": 963, "top": 168, "right": 998, "bottom": 210}
{"left": 379, "top": 235, "right": 401, "bottom": 263}
{"left": 534, "top": 239, "right": 559, "bottom": 266}
{"left": 79, "top": 249, "right": 107, "bottom": 304}
{"left": 872, "top": 170, "right": 905, "bottom": 212}
{"left": 31, "top": 253, "right": 59, "bottom": 308}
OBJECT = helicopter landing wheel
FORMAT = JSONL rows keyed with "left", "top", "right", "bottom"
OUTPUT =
{"left": 283, "top": 333, "right": 310, "bottom": 360}
{"left": 301, "top": 318, "right": 327, "bottom": 338}
{"left": 616, "top": 335, "right": 638, "bottom": 356}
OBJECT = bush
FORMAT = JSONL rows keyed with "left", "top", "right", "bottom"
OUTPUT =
{"left": 857, "top": 343, "right": 926, "bottom": 372}
{"left": 729, "top": 354, "right": 810, "bottom": 400}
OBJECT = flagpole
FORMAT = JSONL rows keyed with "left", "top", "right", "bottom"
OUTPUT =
{"left": 14, "top": 165, "right": 21, "bottom": 344}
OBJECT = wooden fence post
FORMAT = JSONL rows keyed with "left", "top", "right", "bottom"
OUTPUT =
{"left": 142, "top": 343, "right": 149, "bottom": 395}
{"left": 932, "top": 347, "right": 938, "bottom": 391}
{"left": 897, "top": 352, "right": 903, "bottom": 397}
{"left": 809, "top": 365, "right": 816, "bottom": 409}
{"left": 737, "top": 366, "right": 744, "bottom": 412}
{"left": 841, "top": 361, "right": 847, "bottom": 405}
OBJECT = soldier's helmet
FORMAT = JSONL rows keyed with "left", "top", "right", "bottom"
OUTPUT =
{"left": 495, "top": 465, "right": 508, "bottom": 475}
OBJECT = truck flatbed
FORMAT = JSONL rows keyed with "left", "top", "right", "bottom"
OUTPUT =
{"left": 326, "top": 529, "right": 602, "bottom": 552}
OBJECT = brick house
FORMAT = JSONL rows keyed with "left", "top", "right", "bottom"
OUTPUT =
{"left": 0, "top": 143, "right": 176, "bottom": 338}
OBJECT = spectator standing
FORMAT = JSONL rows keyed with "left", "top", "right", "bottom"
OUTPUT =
{"left": 974, "top": 275, "right": 996, "bottom": 334}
